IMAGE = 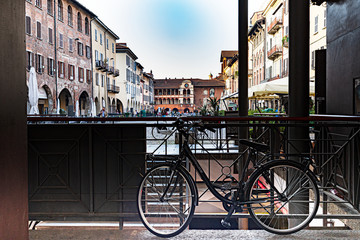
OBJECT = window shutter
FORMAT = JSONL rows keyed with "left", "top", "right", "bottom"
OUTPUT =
{"left": 26, "top": 16, "right": 31, "bottom": 34}
{"left": 37, "top": 22, "right": 41, "bottom": 38}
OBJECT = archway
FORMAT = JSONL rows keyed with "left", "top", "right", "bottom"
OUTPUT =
{"left": 172, "top": 108, "right": 179, "bottom": 113}
{"left": 95, "top": 97, "right": 100, "bottom": 115}
{"left": 38, "top": 85, "right": 53, "bottom": 114}
{"left": 79, "top": 91, "right": 90, "bottom": 116}
{"left": 111, "top": 98, "right": 116, "bottom": 113}
{"left": 107, "top": 97, "right": 111, "bottom": 113}
{"left": 116, "top": 99, "right": 123, "bottom": 114}
{"left": 58, "top": 88, "right": 73, "bottom": 116}
{"left": 184, "top": 108, "right": 190, "bottom": 113}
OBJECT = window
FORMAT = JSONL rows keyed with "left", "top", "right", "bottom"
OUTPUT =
{"left": 95, "top": 73, "right": 99, "bottom": 86}
{"left": 68, "top": 64, "right": 75, "bottom": 80}
{"left": 86, "top": 70, "right": 91, "bottom": 84}
{"left": 86, "top": 46, "right": 91, "bottom": 59}
{"left": 67, "top": 6, "right": 72, "bottom": 26}
{"left": 59, "top": 33, "right": 64, "bottom": 48}
{"left": 77, "top": 12, "right": 82, "bottom": 32}
{"left": 35, "top": 0, "right": 41, "bottom": 8}
{"left": 314, "top": 15, "right": 318, "bottom": 33}
{"left": 78, "top": 42, "right": 83, "bottom": 56}
{"left": 324, "top": 9, "right": 327, "bottom": 28}
{"left": 58, "top": 61, "right": 65, "bottom": 78}
{"left": 35, "top": 54, "right": 44, "bottom": 73}
{"left": 311, "top": 51, "right": 315, "bottom": 69}
{"left": 95, "top": 50, "right": 98, "bottom": 61}
{"left": 26, "top": 51, "right": 35, "bottom": 71}
{"left": 36, "top": 21, "right": 42, "bottom": 39}
{"left": 106, "top": 38, "right": 109, "bottom": 49}
{"left": 48, "top": 28, "right": 53, "bottom": 44}
{"left": 126, "top": 56, "right": 130, "bottom": 67}
{"left": 85, "top": 17, "right": 89, "bottom": 35}
{"left": 26, "top": 16, "right": 31, "bottom": 35}
{"left": 112, "top": 43, "right": 114, "bottom": 53}
{"left": 47, "top": 0, "right": 53, "bottom": 15}
{"left": 26, "top": 0, "right": 32, "bottom": 3}
{"left": 100, "top": 33, "right": 102, "bottom": 45}
{"left": 100, "top": 53, "right": 103, "bottom": 61}
{"left": 69, "top": 38, "right": 73, "bottom": 52}
{"left": 47, "top": 58, "right": 55, "bottom": 76}
{"left": 101, "top": 75, "right": 104, "bottom": 87}
{"left": 78, "top": 67, "right": 84, "bottom": 82}
{"left": 58, "top": 0, "right": 63, "bottom": 21}
{"left": 95, "top": 29, "right": 97, "bottom": 41}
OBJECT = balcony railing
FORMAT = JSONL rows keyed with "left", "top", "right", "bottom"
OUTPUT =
{"left": 95, "top": 60, "right": 106, "bottom": 70}
{"left": 107, "top": 84, "right": 120, "bottom": 93}
{"left": 114, "top": 69, "right": 120, "bottom": 77}
{"left": 108, "top": 66, "right": 115, "bottom": 75}
{"left": 282, "top": 35, "right": 289, "bottom": 48}
{"left": 267, "top": 45, "right": 282, "bottom": 60}
{"left": 267, "top": 17, "right": 283, "bottom": 34}
{"left": 26, "top": 116, "right": 360, "bottom": 226}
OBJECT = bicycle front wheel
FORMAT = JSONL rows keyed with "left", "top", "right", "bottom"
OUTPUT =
{"left": 137, "top": 164, "right": 196, "bottom": 238}
{"left": 246, "top": 161, "right": 319, "bottom": 234}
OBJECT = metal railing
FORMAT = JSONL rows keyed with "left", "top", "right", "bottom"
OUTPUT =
{"left": 27, "top": 115, "right": 360, "bottom": 228}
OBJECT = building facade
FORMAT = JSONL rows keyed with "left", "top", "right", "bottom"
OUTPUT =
{"left": 116, "top": 43, "right": 142, "bottom": 114}
{"left": 92, "top": 17, "right": 120, "bottom": 114}
{"left": 26, "top": 0, "right": 95, "bottom": 115}
{"left": 310, "top": 2, "right": 327, "bottom": 82}
{"left": 142, "top": 71, "right": 155, "bottom": 112}
{"left": 154, "top": 78, "right": 225, "bottom": 114}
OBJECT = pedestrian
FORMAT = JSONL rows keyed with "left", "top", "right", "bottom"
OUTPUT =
{"left": 99, "top": 107, "right": 107, "bottom": 117}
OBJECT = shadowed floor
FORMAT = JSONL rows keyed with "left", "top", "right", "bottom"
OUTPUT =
{"left": 29, "top": 229, "right": 360, "bottom": 240}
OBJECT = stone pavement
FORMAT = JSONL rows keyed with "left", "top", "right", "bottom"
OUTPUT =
{"left": 29, "top": 229, "right": 360, "bottom": 240}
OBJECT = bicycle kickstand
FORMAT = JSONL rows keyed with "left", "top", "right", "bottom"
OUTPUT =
{"left": 221, "top": 204, "right": 235, "bottom": 228}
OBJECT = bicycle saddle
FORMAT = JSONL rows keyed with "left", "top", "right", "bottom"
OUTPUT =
{"left": 239, "top": 139, "right": 269, "bottom": 152}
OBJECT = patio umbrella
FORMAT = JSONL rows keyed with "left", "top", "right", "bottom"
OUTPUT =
{"left": 91, "top": 98, "right": 97, "bottom": 117}
{"left": 56, "top": 99, "right": 60, "bottom": 114}
{"left": 28, "top": 67, "right": 39, "bottom": 114}
{"left": 75, "top": 100, "right": 80, "bottom": 117}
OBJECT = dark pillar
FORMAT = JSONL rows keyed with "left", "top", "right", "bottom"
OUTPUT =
{"left": 289, "top": 1, "right": 310, "bottom": 117}
{"left": 0, "top": 0, "right": 28, "bottom": 239}
{"left": 238, "top": 0, "right": 248, "bottom": 117}
{"left": 288, "top": 0, "right": 310, "bottom": 226}
{"left": 315, "top": 49, "right": 327, "bottom": 114}
{"left": 238, "top": 0, "right": 248, "bottom": 229}
{"left": 289, "top": 0, "right": 310, "bottom": 153}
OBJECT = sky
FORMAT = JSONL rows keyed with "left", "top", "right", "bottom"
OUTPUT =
{"left": 77, "top": 0, "right": 268, "bottom": 79}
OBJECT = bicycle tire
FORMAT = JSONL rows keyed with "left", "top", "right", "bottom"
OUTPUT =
{"left": 246, "top": 160, "right": 319, "bottom": 234}
{"left": 137, "top": 163, "right": 196, "bottom": 238}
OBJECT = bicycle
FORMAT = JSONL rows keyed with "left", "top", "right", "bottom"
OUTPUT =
{"left": 137, "top": 119, "right": 319, "bottom": 237}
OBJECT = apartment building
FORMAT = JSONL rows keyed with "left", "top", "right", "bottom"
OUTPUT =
{"left": 116, "top": 43, "right": 141, "bottom": 113}
{"left": 142, "top": 71, "right": 155, "bottom": 112}
{"left": 91, "top": 17, "right": 120, "bottom": 114}
{"left": 26, "top": 0, "right": 95, "bottom": 115}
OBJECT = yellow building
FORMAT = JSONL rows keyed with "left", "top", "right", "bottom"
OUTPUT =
{"left": 310, "top": 2, "right": 327, "bottom": 82}
{"left": 91, "top": 17, "right": 121, "bottom": 114}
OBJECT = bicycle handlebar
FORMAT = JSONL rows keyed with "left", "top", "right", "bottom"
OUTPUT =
{"left": 173, "top": 118, "right": 216, "bottom": 133}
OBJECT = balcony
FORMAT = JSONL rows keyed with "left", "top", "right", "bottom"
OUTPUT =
{"left": 267, "top": 17, "right": 283, "bottom": 34}
{"left": 108, "top": 66, "right": 115, "bottom": 75}
{"left": 114, "top": 69, "right": 120, "bottom": 77}
{"left": 95, "top": 60, "right": 106, "bottom": 70}
{"left": 267, "top": 45, "right": 282, "bottom": 60}
{"left": 282, "top": 35, "right": 289, "bottom": 48}
{"left": 107, "top": 84, "right": 120, "bottom": 93}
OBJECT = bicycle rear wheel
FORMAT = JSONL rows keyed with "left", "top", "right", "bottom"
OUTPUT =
{"left": 246, "top": 161, "right": 319, "bottom": 234}
{"left": 137, "top": 164, "right": 196, "bottom": 238}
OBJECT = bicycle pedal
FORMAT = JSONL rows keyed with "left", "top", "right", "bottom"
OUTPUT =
{"left": 221, "top": 219, "right": 231, "bottom": 229}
